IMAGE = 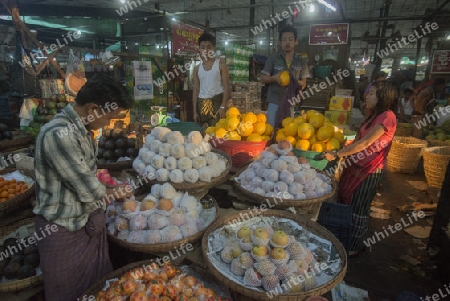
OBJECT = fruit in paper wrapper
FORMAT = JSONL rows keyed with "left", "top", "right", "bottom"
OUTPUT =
{"left": 220, "top": 247, "right": 234, "bottom": 264}
{"left": 243, "top": 267, "right": 262, "bottom": 287}
{"left": 270, "top": 247, "right": 288, "bottom": 260}
{"left": 239, "top": 252, "right": 254, "bottom": 269}
{"left": 237, "top": 226, "right": 251, "bottom": 239}
{"left": 271, "top": 230, "right": 289, "bottom": 247}
{"left": 230, "top": 258, "right": 246, "bottom": 276}
{"left": 255, "top": 259, "right": 276, "bottom": 276}
{"left": 251, "top": 245, "right": 269, "bottom": 258}
{"left": 262, "top": 275, "right": 279, "bottom": 291}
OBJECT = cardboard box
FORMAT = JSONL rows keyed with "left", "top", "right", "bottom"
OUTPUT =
{"left": 325, "top": 110, "right": 349, "bottom": 126}
{"left": 329, "top": 96, "right": 353, "bottom": 111}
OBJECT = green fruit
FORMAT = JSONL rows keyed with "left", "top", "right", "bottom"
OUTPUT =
{"left": 437, "top": 133, "right": 446, "bottom": 141}
{"left": 46, "top": 100, "right": 57, "bottom": 110}
{"left": 445, "top": 140, "right": 450, "bottom": 146}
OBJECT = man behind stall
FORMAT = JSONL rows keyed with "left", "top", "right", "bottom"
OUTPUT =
{"left": 33, "top": 74, "right": 134, "bottom": 301}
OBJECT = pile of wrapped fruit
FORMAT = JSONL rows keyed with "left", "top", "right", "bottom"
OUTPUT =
{"left": 107, "top": 182, "right": 211, "bottom": 244}
{"left": 276, "top": 110, "right": 345, "bottom": 152}
{"left": 235, "top": 140, "right": 333, "bottom": 200}
{"left": 133, "top": 127, "right": 228, "bottom": 184}
{"left": 213, "top": 223, "right": 324, "bottom": 293}
{"left": 95, "top": 262, "right": 231, "bottom": 300}
{"left": 205, "top": 107, "right": 273, "bottom": 142}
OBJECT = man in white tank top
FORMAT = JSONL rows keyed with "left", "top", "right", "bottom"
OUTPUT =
{"left": 193, "top": 33, "right": 230, "bottom": 126}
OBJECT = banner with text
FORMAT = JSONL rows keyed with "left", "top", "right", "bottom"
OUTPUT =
{"left": 309, "top": 23, "right": 349, "bottom": 45}
{"left": 431, "top": 50, "right": 450, "bottom": 74}
{"left": 171, "top": 23, "right": 204, "bottom": 56}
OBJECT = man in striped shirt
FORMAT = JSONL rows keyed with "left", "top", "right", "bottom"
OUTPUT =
{"left": 33, "top": 74, "right": 134, "bottom": 301}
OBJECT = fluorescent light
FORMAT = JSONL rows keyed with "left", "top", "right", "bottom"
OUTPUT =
{"left": 259, "top": 40, "right": 263, "bottom": 45}
{"left": 318, "top": 0, "right": 337, "bottom": 11}
{"left": 119, "top": 0, "right": 125, "bottom": 3}
{"left": 171, "top": 18, "right": 176, "bottom": 21}
{"left": 77, "top": 30, "right": 81, "bottom": 35}
{"left": 225, "top": 40, "right": 229, "bottom": 45}
{"left": 309, "top": 4, "right": 315, "bottom": 12}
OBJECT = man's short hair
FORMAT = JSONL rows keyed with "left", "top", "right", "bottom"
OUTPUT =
{"left": 279, "top": 26, "right": 297, "bottom": 40}
{"left": 198, "top": 33, "right": 216, "bottom": 46}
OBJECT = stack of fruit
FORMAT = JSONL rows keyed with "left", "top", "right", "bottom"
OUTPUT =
{"left": 0, "top": 176, "right": 31, "bottom": 203}
{"left": 95, "top": 262, "right": 231, "bottom": 301}
{"left": 97, "top": 129, "right": 138, "bottom": 164}
{"left": 276, "top": 110, "right": 345, "bottom": 152}
{"left": 28, "top": 94, "right": 69, "bottom": 136}
{"left": 205, "top": 107, "right": 273, "bottom": 142}
{"left": 424, "top": 121, "right": 450, "bottom": 145}
{"left": 215, "top": 224, "right": 319, "bottom": 293}
{"left": 0, "top": 235, "right": 40, "bottom": 281}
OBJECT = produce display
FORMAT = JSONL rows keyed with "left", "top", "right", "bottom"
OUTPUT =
{"left": 98, "top": 129, "right": 138, "bottom": 164}
{"left": 0, "top": 171, "right": 34, "bottom": 203}
{"left": 107, "top": 182, "right": 215, "bottom": 244}
{"left": 235, "top": 141, "right": 333, "bottom": 200}
{"left": 205, "top": 107, "right": 273, "bottom": 142}
{"left": 206, "top": 216, "right": 343, "bottom": 294}
{"left": 132, "top": 127, "right": 229, "bottom": 184}
{"left": 0, "top": 124, "right": 30, "bottom": 141}
{"left": 28, "top": 94, "right": 69, "bottom": 137}
{"left": 424, "top": 120, "right": 450, "bottom": 144}
{"left": 276, "top": 110, "right": 345, "bottom": 152}
{"left": 95, "top": 262, "right": 232, "bottom": 300}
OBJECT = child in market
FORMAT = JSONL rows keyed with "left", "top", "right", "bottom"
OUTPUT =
{"left": 193, "top": 33, "right": 230, "bottom": 126}
{"left": 33, "top": 74, "right": 134, "bottom": 301}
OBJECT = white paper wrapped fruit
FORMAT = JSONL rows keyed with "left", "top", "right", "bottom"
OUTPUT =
{"left": 133, "top": 127, "right": 229, "bottom": 184}
{"left": 236, "top": 140, "right": 333, "bottom": 200}
{"left": 106, "top": 183, "right": 211, "bottom": 244}
{"left": 218, "top": 225, "right": 317, "bottom": 293}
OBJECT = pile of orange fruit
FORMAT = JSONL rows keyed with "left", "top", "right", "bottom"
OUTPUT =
{"left": 206, "top": 107, "right": 273, "bottom": 142}
{"left": 276, "top": 110, "right": 345, "bottom": 152}
{"left": 0, "top": 178, "right": 29, "bottom": 202}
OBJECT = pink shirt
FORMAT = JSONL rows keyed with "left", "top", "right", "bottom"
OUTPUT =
{"left": 353, "top": 110, "right": 397, "bottom": 169}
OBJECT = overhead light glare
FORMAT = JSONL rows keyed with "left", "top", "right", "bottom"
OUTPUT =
{"left": 318, "top": 0, "right": 337, "bottom": 11}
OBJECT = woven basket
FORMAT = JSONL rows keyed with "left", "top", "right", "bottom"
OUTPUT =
{"left": 201, "top": 209, "right": 347, "bottom": 301}
{"left": 0, "top": 217, "right": 44, "bottom": 293}
{"left": 233, "top": 168, "right": 337, "bottom": 209}
{"left": 425, "top": 137, "right": 448, "bottom": 147}
{"left": 394, "top": 123, "right": 414, "bottom": 136}
{"left": 387, "top": 136, "right": 428, "bottom": 174}
{"left": 0, "top": 134, "right": 34, "bottom": 152}
{"left": 210, "top": 138, "right": 268, "bottom": 168}
{"left": 108, "top": 198, "right": 219, "bottom": 254}
{"left": 423, "top": 146, "right": 450, "bottom": 188}
{"left": 97, "top": 159, "right": 132, "bottom": 171}
{"left": 0, "top": 168, "right": 36, "bottom": 215}
{"left": 145, "top": 149, "right": 231, "bottom": 194}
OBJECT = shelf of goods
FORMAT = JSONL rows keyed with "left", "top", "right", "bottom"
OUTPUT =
{"left": 0, "top": 217, "right": 43, "bottom": 293}
{"left": 81, "top": 260, "right": 233, "bottom": 300}
{"left": 0, "top": 169, "right": 35, "bottom": 216}
{"left": 202, "top": 209, "right": 347, "bottom": 301}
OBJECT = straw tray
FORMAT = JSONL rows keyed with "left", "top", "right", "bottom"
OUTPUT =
{"left": 97, "top": 159, "right": 132, "bottom": 171}
{"left": 0, "top": 217, "right": 43, "bottom": 293}
{"left": 80, "top": 260, "right": 233, "bottom": 300}
{"left": 108, "top": 197, "right": 219, "bottom": 254}
{"left": 423, "top": 146, "right": 450, "bottom": 189}
{"left": 233, "top": 168, "right": 337, "bottom": 209}
{"left": 387, "top": 136, "right": 428, "bottom": 174}
{"left": 0, "top": 134, "right": 34, "bottom": 152}
{"left": 145, "top": 149, "right": 231, "bottom": 193}
{"left": 202, "top": 209, "right": 347, "bottom": 301}
{"left": 0, "top": 168, "right": 35, "bottom": 216}
{"left": 210, "top": 138, "right": 268, "bottom": 168}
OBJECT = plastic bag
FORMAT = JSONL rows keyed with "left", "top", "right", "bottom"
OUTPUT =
{"left": 65, "top": 49, "right": 86, "bottom": 96}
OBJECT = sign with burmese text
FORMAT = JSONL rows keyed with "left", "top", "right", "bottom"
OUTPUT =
{"left": 309, "top": 23, "right": 349, "bottom": 45}
{"left": 171, "top": 23, "right": 204, "bottom": 55}
{"left": 431, "top": 50, "right": 450, "bottom": 74}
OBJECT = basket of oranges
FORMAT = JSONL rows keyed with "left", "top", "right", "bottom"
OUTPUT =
{"left": 207, "top": 107, "right": 272, "bottom": 168}
{"left": 0, "top": 168, "right": 35, "bottom": 215}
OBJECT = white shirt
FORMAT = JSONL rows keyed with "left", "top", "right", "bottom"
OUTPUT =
{"left": 198, "top": 58, "right": 224, "bottom": 98}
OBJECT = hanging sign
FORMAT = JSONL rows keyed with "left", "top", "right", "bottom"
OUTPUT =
{"left": 431, "top": 50, "right": 450, "bottom": 74}
{"left": 309, "top": 23, "right": 349, "bottom": 45}
{"left": 171, "top": 23, "right": 204, "bottom": 55}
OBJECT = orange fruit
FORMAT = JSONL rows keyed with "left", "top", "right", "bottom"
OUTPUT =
{"left": 295, "top": 139, "right": 311, "bottom": 151}
{"left": 242, "top": 112, "right": 257, "bottom": 124}
{"left": 283, "top": 122, "right": 298, "bottom": 137}
{"left": 334, "top": 131, "right": 345, "bottom": 144}
{"left": 226, "top": 107, "right": 240, "bottom": 117}
{"left": 215, "top": 128, "right": 228, "bottom": 139}
{"left": 253, "top": 122, "right": 266, "bottom": 135}
{"left": 279, "top": 70, "right": 290, "bottom": 87}
{"left": 305, "top": 110, "right": 318, "bottom": 121}
{"left": 228, "top": 131, "right": 241, "bottom": 141}
{"left": 264, "top": 124, "right": 274, "bottom": 136}
{"left": 297, "top": 123, "right": 315, "bottom": 140}
{"left": 326, "top": 138, "right": 341, "bottom": 151}
{"left": 227, "top": 116, "right": 240, "bottom": 131}
{"left": 205, "top": 126, "right": 216, "bottom": 135}
{"left": 294, "top": 115, "right": 306, "bottom": 125}
{"left": 282, "top": 117, "right": 294, "bottom": 128}
{"left": 261, "top": 135, "right": 271, "bottom": 141}
{"left": 311, "top": 142, "right": 326, "bottom": 152}
{"left": 246, "top": 133, "right": 263, "bottom": 142}
{"left": 237, "top": 121, "right": 253, "bottom": 137}
{"left": 285, "top": 136, "right": 296, "bottom": 145}
{"left": 256, "top": 113, "right": 267, "bottom": 123}
{"left": 275, "top": 130, "right": 287, "bottom": 142}
{"left": 316, "top": 126, "right": 333, "bottom": 141}
{"left": 309, "top": 113, "right": 325, "bottom": 129}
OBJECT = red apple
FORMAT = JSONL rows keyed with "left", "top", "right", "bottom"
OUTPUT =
{"left": 130, "top": 291, "right": 149, "bottom": 301}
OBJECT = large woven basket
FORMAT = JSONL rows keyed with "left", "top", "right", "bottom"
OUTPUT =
{"left": 201, "top": 209, "right": 347, "bottom": 301}
{"left": 394, "top": 122, "right": 414, "bottom": 136}
{"left": 423, "top": 146, "right": 450, "bottom": 188}
{"left": 0, "top": 217, "right": 44, "bottom": 293}
{"left": 425, "top": 136, "right": 448, "bottom": 147}
{"left": 210, "top": 138, "right": 268, "bottom": 168}
{"left": 0, "top": 134, "right": 34, "bottom": 152}
{"left": 387, "top": 136, "right": 428, "bottom": 174}
{"left": 144, "top": 149, "right": 231, "bottom": 194}
{"left": 233, "top": 168, "right": 337, "bottom": 209}
{"left": 108, "top": 197, "right": 219, "bottom": 254}
{"left": 0, "top": 168, "right": 36, "bottom": 215}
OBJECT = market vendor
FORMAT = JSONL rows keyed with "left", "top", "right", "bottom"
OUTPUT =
{"left": 33, "top": 74, "right": 134, "bottom": 301}
{"left": 323, "top": 81, "right": 397, "bottom": 256}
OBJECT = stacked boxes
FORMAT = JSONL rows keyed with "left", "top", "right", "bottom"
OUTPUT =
{"left": 325, "top": 94, "right": 354, "bottom": 126}
{"left": 229, "top": 82, "right": 262, "bottom": 113}
{"left": 220, "top": 45, "right": 254, "bottom": 83}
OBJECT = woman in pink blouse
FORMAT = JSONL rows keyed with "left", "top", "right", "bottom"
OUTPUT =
{"left": 323, "top": 81, "right": 398, "bottom": 256}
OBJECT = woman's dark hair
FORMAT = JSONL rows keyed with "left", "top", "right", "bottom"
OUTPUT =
{"left": 279, "top": 26, "right": 297, "bottom": 40}
{"left": 366, "top": 81, "right": 398, "bottom": 126}
{"left": 198, "top": 33, "right": 216, "bottom": 46}
{"left": 75, "top": 74, "right": 134, "bottom": 109}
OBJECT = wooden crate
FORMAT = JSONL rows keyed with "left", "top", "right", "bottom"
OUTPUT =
{"left": 230, "top": 92, "right": 260, "bottom": 113}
